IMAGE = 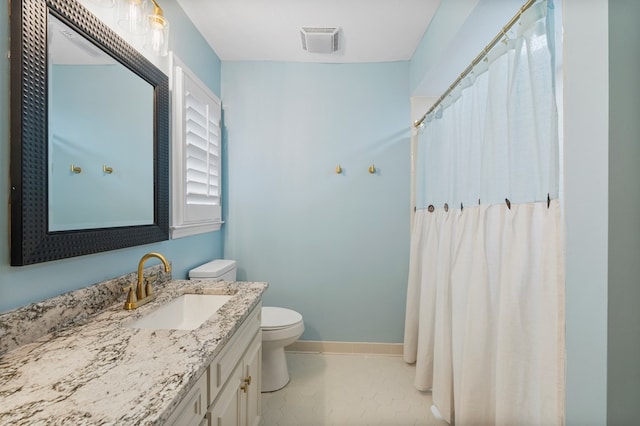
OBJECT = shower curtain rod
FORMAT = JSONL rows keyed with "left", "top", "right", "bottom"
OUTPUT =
{"left": 413, "top": 0, "right": 538, "bottom": 128}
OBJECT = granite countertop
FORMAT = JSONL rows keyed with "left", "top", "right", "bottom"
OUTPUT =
{"left": 0, "top": 279, "right": 268, "bottom": 425}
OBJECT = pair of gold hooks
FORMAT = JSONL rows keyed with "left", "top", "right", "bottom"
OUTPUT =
{"left": 334, "top": 164, "right": 376, "bottom": 174}
{"left": 70, "top": 165, "right": 113, "bottom": 174}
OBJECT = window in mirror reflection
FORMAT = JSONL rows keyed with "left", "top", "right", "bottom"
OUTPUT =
{"left": 47, "top": 13, "right": 155, "bottom": 232}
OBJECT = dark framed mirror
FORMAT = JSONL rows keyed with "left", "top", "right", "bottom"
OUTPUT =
{"left": 10, "top": 0, "right": 169, "bottom": 266}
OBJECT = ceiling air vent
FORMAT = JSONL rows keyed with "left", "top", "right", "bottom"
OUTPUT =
{"left": 300, "top": 27, "right": 339, "bottom": 54}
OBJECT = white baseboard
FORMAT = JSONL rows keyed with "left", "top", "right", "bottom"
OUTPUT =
{"left": 286, "top": 340, "right": 404, "bottom": 356}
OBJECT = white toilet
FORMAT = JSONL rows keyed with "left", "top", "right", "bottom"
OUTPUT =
{"left": 188, "top": 260, "right": 304, "bottom": 393}
{"left": 260, "top": 306, "right": 304, "bottom": 392}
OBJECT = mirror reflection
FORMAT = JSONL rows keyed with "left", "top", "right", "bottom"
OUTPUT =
{"left": 47, "top": 13, "right": 154, "bottom": 231}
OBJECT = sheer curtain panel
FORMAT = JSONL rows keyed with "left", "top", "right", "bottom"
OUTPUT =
{"left": 404, "top": 1, "right": 564, "bottom": 424}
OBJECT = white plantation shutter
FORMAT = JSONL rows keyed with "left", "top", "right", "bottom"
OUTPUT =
{"left": 170, "top": 54, "right": 223, "bottom": 238}
{"left": 184, "top": 82, "right": 221, "bottom": 220}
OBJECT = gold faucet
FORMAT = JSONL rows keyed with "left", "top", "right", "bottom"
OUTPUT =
{"left": 124, "top": 252, "right": 172, "bottom": 310}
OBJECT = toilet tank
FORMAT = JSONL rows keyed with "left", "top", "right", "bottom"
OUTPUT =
{"left": 189, "top": 259, "right": 237, "bottom": 281}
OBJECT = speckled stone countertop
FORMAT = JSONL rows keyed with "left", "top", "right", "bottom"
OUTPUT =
{"left": 0, "top": 279, "right": 268, "bottom": 425}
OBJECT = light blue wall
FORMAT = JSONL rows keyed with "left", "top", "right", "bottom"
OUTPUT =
{"left": 159, "top": 1, "right": 220, "bottom": 95}
{"left": 49, "top": 65, "right": 153, "bottom": 230}
{"left": 410, "top": 0, "right": 528, "bottom": 98}
{"left": 608, "top": 0, "right": 640, "bottom": 423}
{"left": 0, "top": 0, "right": 223, "bottom": 313}
{"left": 563, "top": 0, "right": 609, "bottom": 424}
{"left": 409, "top": 0, "right": 478, "bottom": 95}
{"left": 221, "top": 61, "right": 411, "bottom": 343}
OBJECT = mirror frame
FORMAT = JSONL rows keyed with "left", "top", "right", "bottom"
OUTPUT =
{"left": 10, "top": 0, "right": 169, "bottom": 266}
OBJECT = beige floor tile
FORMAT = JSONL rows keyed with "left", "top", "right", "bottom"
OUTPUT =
{"left": 259, "top": 353, "right": 447, "bottom": 426}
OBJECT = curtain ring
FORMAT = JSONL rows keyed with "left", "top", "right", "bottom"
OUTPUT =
{"left": 428, "top": 205, "right": 435, "bottom": 213}
{"left": 505, "top": 198, "right": 511, "bottom": 210}
{"left": 444, "top": 203, "right": 449, "bottom": 212}
{"left": 460, "top": 203, "right": 464, "bottom": 213}
{"left": 547, "top": 193, "right": 551, "bottom": 209}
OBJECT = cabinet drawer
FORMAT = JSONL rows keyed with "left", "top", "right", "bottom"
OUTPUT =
{"left": 209, "top": 303, "right": 261, "bottom": 405}
{"left": 166, "top": 371, "right": 208, "bottom": 426}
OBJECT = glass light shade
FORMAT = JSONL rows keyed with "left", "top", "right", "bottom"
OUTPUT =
{"left": 146, "top": 14, "right": 169, "bottom": 56}
{"left": 117, "top": 0, "right": 149, "bottom": 35}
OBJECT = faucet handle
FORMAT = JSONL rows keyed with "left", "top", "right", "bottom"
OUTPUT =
{"left": 144, "top": 277, "right": 153, "bottom": 298}
{"left": 123, "top": 285, "right": 137, "bottom": 310}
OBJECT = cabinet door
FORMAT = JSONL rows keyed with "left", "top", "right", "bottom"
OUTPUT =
{"left": 165, "top": 372, "right": 207, "bottom": 426}
{"left": 243, "top": 332, "right": 262, "bottom": 426}
{"left": 208, "top": 363, "right": 242, "bottom": 426}
{"left": 209, "top": 304, "right": 261, "bottom": 406}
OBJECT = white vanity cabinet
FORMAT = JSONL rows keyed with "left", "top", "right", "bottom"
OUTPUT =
{"left": 167, "top": 303, "right": 262, "bottom": 426}
{"left": 207, "top": 304, "right": 262, "bottom": 426}
{"left": 208, "top": 332, "right": 261, "bottom": 426}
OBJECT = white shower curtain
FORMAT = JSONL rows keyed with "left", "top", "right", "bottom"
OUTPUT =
{"left": 404, "top": 1, "right": 564, "bottom": 424}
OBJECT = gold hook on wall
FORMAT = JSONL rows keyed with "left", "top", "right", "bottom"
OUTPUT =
{"left": 368, "top": 164, "right": 376, "bottom": 174}
{"left": 103, "top": 165, "right": 113, "bottom": 174}
{"left": 335, "top": 164, "right": 342, "bottom": 174}
{"left": 70, "top": 164, "right": 82, "bottom": 174}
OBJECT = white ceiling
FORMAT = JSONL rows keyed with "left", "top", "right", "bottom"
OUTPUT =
{"left": 176, "top": 0, "right": 442, "bottom": 63}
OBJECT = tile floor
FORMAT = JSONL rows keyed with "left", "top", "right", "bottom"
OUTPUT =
{"left": 259, "top": 352, "right": 448, "bottom": 426}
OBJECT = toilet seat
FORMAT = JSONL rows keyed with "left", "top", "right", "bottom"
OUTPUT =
{"left": 262, "top": 307, "right": 303, "bottom": 331}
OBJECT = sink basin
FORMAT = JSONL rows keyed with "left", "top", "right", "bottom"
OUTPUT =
{"left": 128, "top": 294, "right": 233, "bottom": 330}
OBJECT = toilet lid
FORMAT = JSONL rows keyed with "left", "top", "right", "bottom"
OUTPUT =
{"left": 262, "top": 307, "right": 303, "bottom": 330}
{"left": 189, "top": 259, "right": 236, "bottom": 279}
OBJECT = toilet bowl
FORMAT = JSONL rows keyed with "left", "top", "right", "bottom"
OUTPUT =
{"left": 188, "top": 260, "right": 304, "bottom": 393}
{"left": 261, "top": 306, "right": 304, "bottom": 392}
